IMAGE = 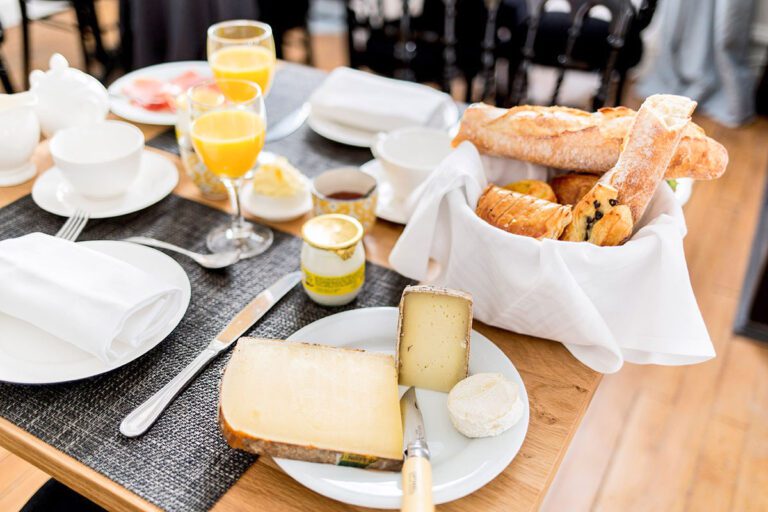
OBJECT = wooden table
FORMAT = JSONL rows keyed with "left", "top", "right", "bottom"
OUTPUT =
{"left": 0, "top": 117, "right": 601, "bottom": 512}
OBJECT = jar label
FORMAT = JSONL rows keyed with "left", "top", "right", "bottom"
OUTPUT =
{"left": 302, "top": 263, "right": 365, "bottom": 296}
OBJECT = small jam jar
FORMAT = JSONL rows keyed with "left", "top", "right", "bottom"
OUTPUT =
{"left": 301, "top": 214, "right": 365, "bottom": 306}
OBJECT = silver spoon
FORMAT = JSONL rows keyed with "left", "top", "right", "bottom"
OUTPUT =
{"left": 123, "top": 237, "right": 241, "bottom": 269}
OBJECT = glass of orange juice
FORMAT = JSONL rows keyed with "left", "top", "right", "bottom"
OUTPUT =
{"left": 207, "top": 20, "right": 276, "bottom": 100}
{"left": 189, "top": 78, "right": 272, "bottom": 257}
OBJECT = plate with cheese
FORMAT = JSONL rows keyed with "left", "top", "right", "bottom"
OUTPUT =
{"left": 218, "top": 286, "right": 529, "bottom": 509}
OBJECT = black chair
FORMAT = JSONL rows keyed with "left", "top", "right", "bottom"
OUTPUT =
{"left": 508, "top": 0, "right": 656, "bottom": 108}
{"left": 258, "top": 0, "right": 312, "bottom": 64}
{"left": 0, "top": 19, "right": 15, "bottom": 92}
{"left": 21, "top": 479, "right": 106, "bottom": 512}
{"left": 345, "top": 0, "right": 530, "bottom": 103}
{"left": 18, "top": 0, "right": 119, "bottom": 88}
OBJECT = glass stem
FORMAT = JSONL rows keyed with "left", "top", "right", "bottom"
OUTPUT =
{"left": 223, "top": 177, "right": 245, "bottom": 238}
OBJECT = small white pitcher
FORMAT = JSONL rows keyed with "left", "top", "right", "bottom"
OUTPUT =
{"left": 0, "top": 91, "right": 40, "bottom": 186}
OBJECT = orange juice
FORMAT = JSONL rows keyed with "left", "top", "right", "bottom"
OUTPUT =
{"left": 210, "top": 45, "right": 275, "bottom": 98}
{"left": 190, "top": 110, "right": 265, "bottom": 179}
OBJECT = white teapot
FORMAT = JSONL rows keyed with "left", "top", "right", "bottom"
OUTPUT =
{"left": 29, "top": 53, "right": 109, "bottom": 137}
{"left": 0, "top": 91, "right": 40, "bottom": 186}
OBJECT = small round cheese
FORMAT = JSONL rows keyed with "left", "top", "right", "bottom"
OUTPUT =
{"left": 447, "top": 373, "right": 524, "bottom": 438}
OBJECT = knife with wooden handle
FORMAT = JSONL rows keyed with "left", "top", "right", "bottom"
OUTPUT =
{"left": 400, "top": 386, "right": 434, "bottom": 512}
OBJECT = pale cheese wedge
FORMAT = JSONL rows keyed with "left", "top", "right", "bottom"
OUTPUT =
{"left": 396, "top": 285, "right": 472, "bottom": 392}
{"left": 219, "top": 337, "right": 404, "bottom": 470}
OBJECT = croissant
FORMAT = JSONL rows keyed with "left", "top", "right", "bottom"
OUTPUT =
{"left": 549, "top": 173, "right": 599, "bottom": 205}
{"left": 476, "top": 185, "right": 572, "bottom": 240}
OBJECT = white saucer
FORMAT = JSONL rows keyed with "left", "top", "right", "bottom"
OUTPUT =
{"left": 277, "top": 307, "right": 529, "bottom": 509}
{"left": 240, "top": 179, "right": 312, "bottom": 222}
{"left": 361, "top": 159, "right": 410, "bottom": 224}
{"left": 307, "top": 102, "right": 460, "bottom": 148}
{"left": 0, "top": 241, "right": 191, "bottom": 384}
{"left": 108, "top": 61, "right": 212, "bottom": 126}
{"left": 32, "top": 150, "right": 178, "bottom": 218}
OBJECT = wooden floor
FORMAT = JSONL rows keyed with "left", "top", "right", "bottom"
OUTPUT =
{"left": 2, "top": 6, "right": 768, "bottom": 511}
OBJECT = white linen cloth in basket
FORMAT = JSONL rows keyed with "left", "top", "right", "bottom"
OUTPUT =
{"left": 389, "top": 142, "right": 714, "bottom": 373}
{"left": 0, "top": 233, "right": 183, "bottom": 363}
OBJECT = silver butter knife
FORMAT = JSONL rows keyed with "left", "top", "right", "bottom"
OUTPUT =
{"left": 265, "top": 102, "right": 310, "bottom": 142}
{"left": 119, "top": 271, "right": 302, "bottom": 437}
{"left": 400, "top": 387, "right": 434, "bottom": 512}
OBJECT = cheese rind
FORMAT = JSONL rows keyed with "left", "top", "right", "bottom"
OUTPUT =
{"left": 219, "top": 338, "right": 404, "bottom": 470}
{"left": 396, "top": 285, "right": 472, "bottom": 392}
{"left": 447, "top": 373, "right": 524, "bottom": 438}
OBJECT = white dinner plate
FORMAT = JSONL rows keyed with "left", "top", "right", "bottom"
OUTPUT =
{"left": 0, "top": 241, "right": 191, "bottom": 384}
{"left": 108, "top": 61, "right": 212, "bottom": 125}
{"left": 307, "top": 102, "right": 460, "bottom": 148}
{"left": 32, "top": 151, "right": 178, "bottom": 218}
{"left": 361, "top": 159, "right": 410, "bottom": 225}
{"left": 277, "top": 307, "right": 529, "bottom": 509}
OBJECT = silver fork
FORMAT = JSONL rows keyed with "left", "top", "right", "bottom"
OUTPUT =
{"left": 54, "top": 209, "right": 90, "bottom": 242}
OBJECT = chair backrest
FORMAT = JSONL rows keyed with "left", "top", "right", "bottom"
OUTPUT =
{"left": 510, "top": 0, "right": 636, "bottom": 107}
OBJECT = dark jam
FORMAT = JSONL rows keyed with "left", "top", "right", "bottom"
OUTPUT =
{"left": 327, "top": 191, "right": 364, "bottom": 200}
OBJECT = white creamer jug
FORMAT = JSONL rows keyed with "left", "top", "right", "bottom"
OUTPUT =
{"left": 0, "top": 91, "right": 40, "bottom": 186}
{"left": 29, "top": 53, "right": 109, "bottom": 137}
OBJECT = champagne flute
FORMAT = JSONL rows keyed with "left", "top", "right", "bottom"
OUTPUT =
{"left": 208, "top": 20, "right": 276, "bottom": 100}
{"left": 188, "top": 79, "right": 273, "bottom": 257}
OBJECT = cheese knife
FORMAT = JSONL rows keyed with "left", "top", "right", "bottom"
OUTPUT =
{"left": 400, "top": 387, "right": 434, "bottom": 512}
{"left": 119, "top": 271, "right": 302, "bottom": 438}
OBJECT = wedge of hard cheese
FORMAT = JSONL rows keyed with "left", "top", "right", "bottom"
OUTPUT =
{"left": 219, "top": 338, "right": 404, "bottom": 471}
{"left": 396, "top": 285, "right": 473, "bottom": 392}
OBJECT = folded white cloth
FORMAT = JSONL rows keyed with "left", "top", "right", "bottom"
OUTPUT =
{"left": 0, "top": 233, "right": 183, "bottom": 363}
{"left": 309, "top": 67, "right": 454, "bottom": 132}
{"left": 389, "top": 143, "right": 714, "bottom": 374}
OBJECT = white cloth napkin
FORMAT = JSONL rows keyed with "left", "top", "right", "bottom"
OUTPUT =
{"left": 309, "top": 67, "right": 454, "bottom": 132}
{"left": 0, "top": 233, "right": 183, "bottom": 363}
{"left": 389, "top": 143, "right": 714, "bottom": 374}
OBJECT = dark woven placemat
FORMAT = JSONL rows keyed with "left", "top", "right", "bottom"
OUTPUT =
{"left": 0, "top": 193, "right": 413, "bottom": 511}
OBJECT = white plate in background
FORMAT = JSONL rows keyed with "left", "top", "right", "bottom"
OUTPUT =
{"left": 307, "top": 102, "right": 459, "bottom": 148}
{"left": 32, "top": 151, "right": 178, "bottom": 218}
{"left": 108, "top": 61, "right": 211, "bottom": 126}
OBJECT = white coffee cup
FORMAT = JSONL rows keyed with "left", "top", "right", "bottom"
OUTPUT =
{"left": 50, "top": 120, "right": 144, "bottom": 199}
{"left": 371, "top": 127, "right": 452, "bottom": 201}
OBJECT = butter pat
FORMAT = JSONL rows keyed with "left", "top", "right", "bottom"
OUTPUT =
{"left": 219, "top": 338, "right": 404, "bottom": 470}
{"left": 250, "top": 156, "right": 306, "bottom": 197}
{"left": 396, "top": 285, "right": 472, "bottom": 392}
{"left": 447, "top": 373, "right": 524, "bottom": 438}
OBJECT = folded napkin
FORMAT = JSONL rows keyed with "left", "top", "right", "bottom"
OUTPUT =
{"left": 389, "top": 143, "right": 714, "bottom": 373}
{"left": 309, "top": 67, "right": 455, "bottom": 132}
{"left": 0, "top": 233, "right": 183, "bottom": 363}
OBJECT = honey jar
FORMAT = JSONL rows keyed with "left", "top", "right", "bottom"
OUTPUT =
{"left": 300, "top": 214, "right": 365, "bottom": 306}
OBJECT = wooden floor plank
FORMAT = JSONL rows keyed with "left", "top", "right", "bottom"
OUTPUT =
{"left": 0, "top": 454, "right": 49, "bottom": 512}
{"left": 685, "top": 417, "right": 747, "bottom": 511}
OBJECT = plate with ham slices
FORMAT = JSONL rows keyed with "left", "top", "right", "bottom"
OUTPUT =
{"left": 108, "top": 61, "right": 211, "bottom": 125}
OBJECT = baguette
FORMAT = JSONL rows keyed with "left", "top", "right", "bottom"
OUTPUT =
{"left": 476, "top": 185, "right": 572, "bottom": 239}
{"left": 600, "top": 94, "right": 696, "bottom": 222}
{"left": 452, "top": 103, "right": 727, "bottom": 180}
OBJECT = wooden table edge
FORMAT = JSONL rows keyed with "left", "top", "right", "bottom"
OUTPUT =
{"left": 0, "top": 416, "right": 158, "bottom": 512}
